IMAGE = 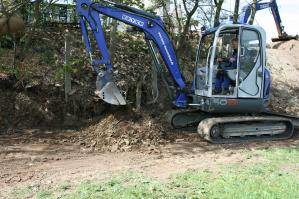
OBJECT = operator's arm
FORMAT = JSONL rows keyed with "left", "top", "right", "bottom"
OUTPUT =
{"left": 225, "top": 53, "right": 237, "bottom": 70}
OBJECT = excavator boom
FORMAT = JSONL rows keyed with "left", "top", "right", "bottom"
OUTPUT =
{"left": 76, "top": 0, "right": 187, "bottom": 107}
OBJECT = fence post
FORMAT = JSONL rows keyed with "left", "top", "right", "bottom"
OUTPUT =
{"left": 64, "top": 29, "right": 71, "bottom": 102}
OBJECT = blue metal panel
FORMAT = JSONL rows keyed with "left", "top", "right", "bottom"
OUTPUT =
{"left": 263, "top": 68, "right": 271, "bottom": 101}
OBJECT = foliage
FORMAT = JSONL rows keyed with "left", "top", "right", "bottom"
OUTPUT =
{"left": 40, "top": 48, "right": 56, "bottom": 66}
{"left": 0, "top": 34, "right": 14, "bottom": 48}
{"left": 0, "top": 63, "right": 29, "bottom": 81}
{"left": 54, "top": 57, "right": 85, "bottom": 81}
{"left": 121, "top": 0, "right": 145, "bottom": 8}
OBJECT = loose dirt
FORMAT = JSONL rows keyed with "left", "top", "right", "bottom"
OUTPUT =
{"left": 267, "top": 40, "right": 299, "bottom": 115}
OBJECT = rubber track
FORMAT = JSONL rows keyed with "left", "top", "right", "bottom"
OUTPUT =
{"left": 171, "top": 110, "right": 298, "bottom": 143}
{"left": 197, "top": 116, "right": 294, "bottom": 144}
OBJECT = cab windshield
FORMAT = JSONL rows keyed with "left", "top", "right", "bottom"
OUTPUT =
{"left": 196, "top": 33, "right": 215, "bottom": 68}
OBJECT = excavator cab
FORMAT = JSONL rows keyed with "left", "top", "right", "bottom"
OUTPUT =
{"left": 192, "top": 24, "right": 270, "bottom": 113}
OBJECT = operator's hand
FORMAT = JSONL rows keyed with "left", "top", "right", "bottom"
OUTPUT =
{"left": 229, "top": 57, "right": 236, "bottom": 63}
{"left": 217, "top": 57, "right": 223, "bottom": 62}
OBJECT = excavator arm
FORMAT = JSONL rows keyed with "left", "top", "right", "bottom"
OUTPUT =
{"left": 76, "top": 0, "right": 187, "bottom": 107}
{"left": 238, "top": 0, "right": 298, "bottom": 42}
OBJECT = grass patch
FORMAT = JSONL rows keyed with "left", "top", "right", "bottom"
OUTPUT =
{"left": 11, "top": 147, "right": 299, "bottom": 199}
{"left": 11, "top": 186, "right": 33, "bottom": 199}
{"left": 36, "top": 189, "right": 53, "bottom": 199}
{"left": 205, "top": 163, "right": 298, "bottom": 199}
{"left": 58, "top": 180, "right": 71, "bottom": 191}
{"left": 256, "top": 146, "right": 299, "bottom": 165}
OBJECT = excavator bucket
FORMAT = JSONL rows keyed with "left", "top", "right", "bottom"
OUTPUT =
{"left": 94, "top": 71, "right": 126, "bottom": 105}
{"left": 271, "top": 35, "right": 298, "bottom": 42}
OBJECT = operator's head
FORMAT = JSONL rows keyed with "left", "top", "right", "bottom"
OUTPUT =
{"left": 231, "top": 38, "right": 238, "bottom": 50}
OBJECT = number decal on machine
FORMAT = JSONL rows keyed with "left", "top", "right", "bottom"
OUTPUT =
{"left": 211, "top": 99, "right": 238, "bottom": 106}
{"left": 227, "top": 99, "right": 238, "bottom": 106}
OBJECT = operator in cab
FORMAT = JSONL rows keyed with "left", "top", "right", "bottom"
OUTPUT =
{"left": 214, "top": 37, "right": 238, "bottom": 95}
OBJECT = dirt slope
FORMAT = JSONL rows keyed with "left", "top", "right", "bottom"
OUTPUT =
{"left": 267, "top": 40, "right": 299, "bottom": 115}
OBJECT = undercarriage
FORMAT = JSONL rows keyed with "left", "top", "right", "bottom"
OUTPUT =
{"left": 171, "top": 111, "right": 298, "bottom": 143}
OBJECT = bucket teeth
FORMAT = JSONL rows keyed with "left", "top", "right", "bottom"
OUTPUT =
{"left": 95, "top": 72, "right": 126, "bottom": 105}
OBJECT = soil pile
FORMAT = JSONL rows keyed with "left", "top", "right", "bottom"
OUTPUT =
{"left": 267, "top": 40, "right": 299, "bottom": 115}
{"left": 77, "top": 109, "right": 170, "bottom": 152}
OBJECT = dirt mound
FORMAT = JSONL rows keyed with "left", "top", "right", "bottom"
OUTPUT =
{"left": 77, "top": 109, "right": 169, "bottom": 152}
{"left": 270, "top": 40, "right": 299, "bottom": 53}
{"left": 267, "top": 40, "right": 299, "bottom": 115}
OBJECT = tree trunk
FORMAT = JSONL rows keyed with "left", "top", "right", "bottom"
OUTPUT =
{"left": 173, "top": 0, "right": 182, "bottom": 33}
{"left": 149, "top": 60, "right": 158, "bottom": 104}
{"left": 135, "top": 80, "right": 142, "bottom": 111}
{"left": 249, "top": 0, "right": 257, "bottom": 25}
{"left": 160, "top": 0, "right": 174, "bottom": 38}
{"left": 233, "top": 0, "right": 240, "bottom": 23}
{"left": 109, "top": 19, "right": 117, "bottom": 59}
{"left": 34, "top": 0, "right": 42, "bottom": 24}
{"left": 213, "top": 0, "right": 224, "bottom": 27}
{"left": 64, "top": 29, "right": 71, "bottom": 102}
{"left": 177, "top": 0, "right": 199, "bottom": 54}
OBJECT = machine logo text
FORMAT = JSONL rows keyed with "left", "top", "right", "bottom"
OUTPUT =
{"left": 158, "top": 32, "right": 174, "bottom": 65}
{"left": 259, "top": 3, "right": 270, "bottom": 9}
{"left": 122, "top": 15, "right": 144, "bottom": 27}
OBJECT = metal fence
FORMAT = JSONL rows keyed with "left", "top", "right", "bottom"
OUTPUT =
{"left": 25, "top": 3, "right": 78, "bottom": 25}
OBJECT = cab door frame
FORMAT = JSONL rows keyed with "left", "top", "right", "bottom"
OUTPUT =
{"left": 237, "top": 26, "right": 264, "bottom": 98}
{"left": 208, "top": 24, "right": 241, "bottom": 98}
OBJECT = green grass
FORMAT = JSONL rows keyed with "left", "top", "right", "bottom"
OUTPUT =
{"left": 58, "top": 180, "right": 71, "bottom": 191}
{"left": 11, "top": 147, "right": 299, "bottom": 199}
{"left": 11, "top": 186, "right": 33, "bottom": 199}
{"left": 256, "top": 146, "right": 299, "bottom": 165}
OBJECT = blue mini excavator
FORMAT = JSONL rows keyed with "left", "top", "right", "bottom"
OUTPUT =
{"left": 76, "top": 0, "right": 299, "bottom": 143}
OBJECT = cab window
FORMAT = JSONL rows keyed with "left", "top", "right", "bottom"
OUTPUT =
{"left": 239, "top": 29, "right": 261, "bottom": 80}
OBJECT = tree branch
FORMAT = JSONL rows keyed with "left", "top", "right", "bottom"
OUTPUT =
{"left": 198, "top": 5, "right": 210, "bottom": 24}
{"left": 173, "top": 0, "right": 182, "bottom": 32}
{"left": 182, "top": 0, "right": 189, "bottom": 15}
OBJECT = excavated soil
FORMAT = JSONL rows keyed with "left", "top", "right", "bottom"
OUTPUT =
{"left": 267, "top": 40, "right": 299, "bottom": 115}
